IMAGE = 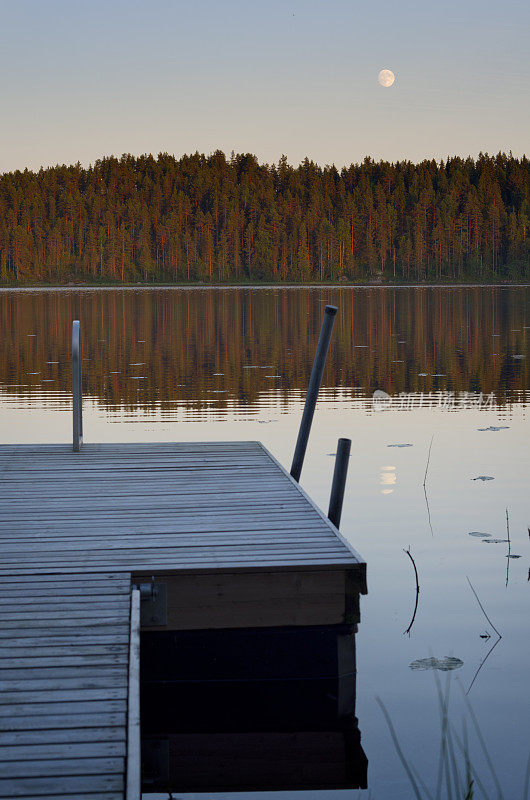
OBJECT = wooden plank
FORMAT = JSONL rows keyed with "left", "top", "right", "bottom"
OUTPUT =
{"left": 0, "top": 728, "right": 126, "bottom": 746}
{"left": 5, "top": 794, "right": 122, "bottom": 800}
{"left": 0, "top": 774, "right": 123, "bottom": 797}
{"left": 0, "top": 701, "right": 126, "bottom": 718}
{"left": 146, "top": 569, "right": 350, "bottom": 630}
{"left": 0, "top": 757, "right": 124, "bottom": 778}
{"left": 0, "top": 665, "right": 127, "bottom": 680}
{"left": 0, "top": 741, "right": 126, "bottom": 760}
{"left": 0, "top": 712, "right": 126, "bottom": 731}
{"left": 0, "top": 688, "right": 127, "bottom": 705}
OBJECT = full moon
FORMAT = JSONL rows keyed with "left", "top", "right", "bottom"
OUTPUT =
{"left": 378, "top": 69, "right": 395, "bottom": 87}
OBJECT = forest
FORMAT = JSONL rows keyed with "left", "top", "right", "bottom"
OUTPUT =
{"left": 0, "top": 151, "right": 528, "bottom": 284}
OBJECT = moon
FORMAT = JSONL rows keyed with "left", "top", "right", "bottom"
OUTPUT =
{"left": 378, "top": 69, "right": 395, "bottom": 87}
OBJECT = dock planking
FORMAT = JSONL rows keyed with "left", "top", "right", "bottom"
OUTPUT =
{"left": 0, "top": 574, "right": 131, "bottom": 799}
{"left": 0, "top": 439, "right": 366, "bottom": 797}
{"left": 0, "top": 441, "right": 366, "bottom": 580}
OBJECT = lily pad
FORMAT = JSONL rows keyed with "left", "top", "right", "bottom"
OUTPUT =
{"left": 468, "top": 531, "right": 491, "bottom": 538}
{"left": 477, "top": 426, "right": 509, "bottom": 432}
{"left": 410, "top": 657, "right": 464, "bottom": 672}
{"left": 472, "top": 476, "right": 494, "bottom": 481}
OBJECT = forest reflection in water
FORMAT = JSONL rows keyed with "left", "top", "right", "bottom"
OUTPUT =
{"left": 0, "top": 286, "right": 528, "bottom": 418}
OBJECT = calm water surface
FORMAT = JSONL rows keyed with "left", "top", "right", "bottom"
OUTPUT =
{"left": 1, "top": 286, "right": 529, "bottom": 799}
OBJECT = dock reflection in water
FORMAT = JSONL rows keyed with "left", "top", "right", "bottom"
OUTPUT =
{"left": 140, "top": 623, "right": 367, "bottom": 793}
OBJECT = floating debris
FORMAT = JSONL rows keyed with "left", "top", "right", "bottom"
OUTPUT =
{"left": 130, "top": 376, "right": 147, "bottom": 380}
{"left": 391, "top": 360, "right": 404, "bottom": 363}
{"left": 418, "top": 372, "right": 428, "bottom": 376}
{"left": 477, "top": 426, "right": 509, "bottom": 432}
{"left": 468, "top": 531, "right": 491, "bottom": 538}
{"left": 472, "top": 476, "right": 494, "bottom": 481}
{"left": 265, "top": 375, "right": 282, "bottom": 378}
{"left": 483, "top": 538, "right": 509, "bottom": 544}
{"left": 354, "top": 345, "right": 368, "bottom": 348}
{"left": 507, "top": 554, "right": 522, "bottom": 559}
{"left": 387, "top": 443, "right": 413, "bottom": 448}
{"left": 410, "top": 656, "right": 463, "bottom": 672}
{"left": 213, "top": 373, "right": 224, "bottom": 376}
{"left": 46, "top": 361, "right": 59, "bottom": 364}
{"left": 513, "top": 355, "right": 525, "bottom": 360}
{"left": 432, "top": 373, "right": 446, "bottom": 377}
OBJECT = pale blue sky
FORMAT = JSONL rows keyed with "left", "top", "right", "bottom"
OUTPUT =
{"left": 0, "top": 0, "right": 529, "bottom": 172}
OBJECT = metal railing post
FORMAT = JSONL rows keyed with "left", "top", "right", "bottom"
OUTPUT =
{"left": 328, "top": 438, "right": 351, "bottom": 529}
{"left": 290, "top": 304, "right": 337, "bottom": 482}
{"left": 72, "top": 320, "right": 83, "bottom": 452}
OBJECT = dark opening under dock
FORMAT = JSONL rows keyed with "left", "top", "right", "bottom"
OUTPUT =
{"left": 0, "top": 440, "right": 367, "bottom": 799}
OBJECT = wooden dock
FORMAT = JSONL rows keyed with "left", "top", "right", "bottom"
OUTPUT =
{"left": 0, "top": 440, "right": 366, "bottom": 798}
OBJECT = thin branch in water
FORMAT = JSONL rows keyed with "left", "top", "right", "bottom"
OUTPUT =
{"left": 466, "top": 577, "right": 502, "bottom": 695}
{"left": 466, "top": 635, "right": 502, "bottom": 696}
{"left": 376, "top": 697, "right": 423, "bottom": 800}
{"left": 466, "top": 577, "right": 502, "bottom": 639}
{"left": 403, "top": 547, "right": 420, "bottom": 636}
{"left": 424, "top": 483, "right": 434, "bottom": 537}
{"left": 423, "top": 434, "right": 434, "bottom": 488}
{"left": 506, "top": 507, "right": 511, "bottom": 587}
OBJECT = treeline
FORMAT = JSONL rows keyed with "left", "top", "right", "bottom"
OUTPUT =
{"left": 0, "top": 151, "right": 529, "bottom": 284}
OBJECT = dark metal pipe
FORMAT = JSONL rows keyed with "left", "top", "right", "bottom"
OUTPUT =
{"left": 72, "top": 320, "right": 83, "bottom": 452}
{"left": 290, "top": 304, "right": 337, "bottom": 482}
{"left": 328, "top": 438, "right": 351, "bottom": 529}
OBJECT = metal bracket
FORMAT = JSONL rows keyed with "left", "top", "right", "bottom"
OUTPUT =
{"left": 133, "top": 579, "right": 167, "bottom": 627}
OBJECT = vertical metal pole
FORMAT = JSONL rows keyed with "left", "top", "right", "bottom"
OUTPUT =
{"left": 290, "top": 304, "right": 337, "bottom": 482}
{"left": 328, "top": 438, "right": 351, "bottom": 529}
{"left": 72, "top": 320, "right": 83, "bottom": 452}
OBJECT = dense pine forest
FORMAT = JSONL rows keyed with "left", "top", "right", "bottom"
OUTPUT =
{"left": 0, "top": 151, "right": 528, "bottom": 284}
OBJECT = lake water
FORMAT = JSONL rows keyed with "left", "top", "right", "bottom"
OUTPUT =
{"left": 0, "top": 285, "right": 529, "bottom": 799}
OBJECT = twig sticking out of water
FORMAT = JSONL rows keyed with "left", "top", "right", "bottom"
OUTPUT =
{"left": 466, "top": 577, "right": 502, "bottom": 639}
{"left": 403, "top": 548, "right": 420, "bottom": 636}
{"left": 466, "top": 576, "right": 503, "bottom": 695}
{"left": 423, "top": 434, "right": 434, "bottom": 488}
{"left": 506, "top": 508, "right": 511, "bottom": 587}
